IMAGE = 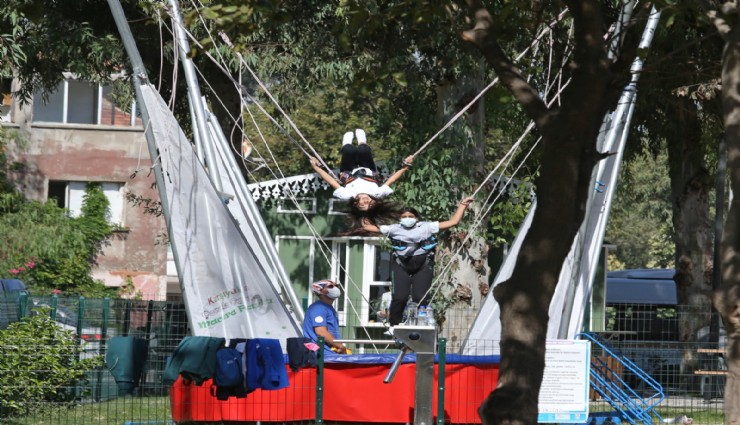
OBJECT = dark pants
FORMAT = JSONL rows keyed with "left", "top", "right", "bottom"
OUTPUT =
{"left": 388, "top": 254, "right": 434, "bottom": 326}
{"left": 339, "top": 144, "right": 378, "bottom": 173}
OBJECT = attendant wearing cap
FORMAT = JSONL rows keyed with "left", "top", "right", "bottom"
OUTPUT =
{"left": 302, "top": 279, "right": 348, "bottom": 354}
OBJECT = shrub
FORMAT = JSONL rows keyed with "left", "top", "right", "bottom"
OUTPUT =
{"left": 0, "top": 308, "right": 102, "bottom": 417}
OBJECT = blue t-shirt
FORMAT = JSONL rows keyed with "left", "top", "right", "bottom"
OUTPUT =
{"left": 302, "top": 300, "right": 340, "bottom": 351}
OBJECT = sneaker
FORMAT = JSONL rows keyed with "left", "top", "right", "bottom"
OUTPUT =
{"left": 342, "top": 131, "right": 354, "bottom": 145}
{"left": 355, "top": 129, "right": 367, "bottom": 144}
{"left": 383, "top": 326, "right": 394, "bottom": 336}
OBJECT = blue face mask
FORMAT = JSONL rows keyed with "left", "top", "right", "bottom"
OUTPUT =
{"left": 400, "top": 217, "right": 417, "bottom": 228}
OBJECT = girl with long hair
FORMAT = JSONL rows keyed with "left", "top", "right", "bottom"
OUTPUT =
{"left": 309, "top": 129, "right": 413, "bottom": 234}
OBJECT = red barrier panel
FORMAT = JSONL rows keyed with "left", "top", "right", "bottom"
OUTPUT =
{"left": 170, "top": 362, "right": 499, "bottom": 423}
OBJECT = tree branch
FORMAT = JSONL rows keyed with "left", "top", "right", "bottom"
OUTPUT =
{"left": 699, "top": 0, "right": 738, "bottom": 40}
{"left": 461, "top": 0, "right": 550, "bottom": 128}
{"left": 565, "top": 0, "right": 608, "bottom": 71}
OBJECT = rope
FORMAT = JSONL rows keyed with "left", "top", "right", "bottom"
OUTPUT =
{"left": 158, "top": 3, "right": 579, "bottom": 342}
{"left": 163, "top": 3, "right": 336, "bottom": 176}
{"left": 410, "top": 9, "right": 570, "bottom": 158}
{"left": 165, "top": 6, "right": 387, "bottom": 345}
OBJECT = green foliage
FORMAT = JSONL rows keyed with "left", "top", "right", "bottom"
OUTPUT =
{"left": 0, "top": 309, "right": 102, "bottom": 418}
{"left": 0, "top": 0, "right": 125, "bottom": 103}
{"left": 78, "top": 183, "right": 113, "bottom": 260}
{"left": 0, "top": 184, "right": 114, "bottom": 297}
{"left": 486, "top": 177, "right": 534, "bottom": 248}
{"left": 606, "top": 147, "right": 674, "bottom": 268}
{"left": 0, "top": 127, "right": 28, "bottom": 195}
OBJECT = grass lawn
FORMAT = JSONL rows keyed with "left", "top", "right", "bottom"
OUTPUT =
{"left": 2, "top": 396, "right": 172, "bottom": 425}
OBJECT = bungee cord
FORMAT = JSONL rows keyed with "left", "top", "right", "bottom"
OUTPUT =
{"left": 153, "top": 2, "right": 595, "bottom": 343}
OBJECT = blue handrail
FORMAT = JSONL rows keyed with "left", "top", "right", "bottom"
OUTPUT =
{"left": 577, "top": 332, "right": 665, "bottom": 425}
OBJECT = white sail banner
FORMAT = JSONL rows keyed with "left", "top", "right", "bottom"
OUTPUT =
{"left": 204, "top": 107, "right": 304, "bottom": 325}
{"left": 140, "top": 83, "right": 301, "bottom": 343}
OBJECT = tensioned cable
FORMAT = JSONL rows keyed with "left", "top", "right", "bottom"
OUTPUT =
{"left": 420, "top": 64, "right": 575, "bottom": 306}
{"left": 180, "top": 0, "right": 568, "bottom": 173}
{"left": 164, "top": 20, "right": 390, "bottom": 345}
{"left": 161, "top": 4, "right": 577, "bottom": 338}
{"left": 177, "top": 43, "right": 505, "bottom": 341}
{"left": 164, "top": 15, "right": 536, "bottom": 334}
{"left": 408, "top": 9, "right": 569, "bottom": 158}
{"left": 240, "top": 99, "right": 393, "bottom": 347}
{"left": 162, "top": 3, "right": 329, "bottom": 172}
{"left": 171, "top": 1, "right": 569, "bottom": 187}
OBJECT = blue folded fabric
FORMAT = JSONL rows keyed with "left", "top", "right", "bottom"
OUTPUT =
{"left": 246, "top": 338, "right": 289, "bottom": 391}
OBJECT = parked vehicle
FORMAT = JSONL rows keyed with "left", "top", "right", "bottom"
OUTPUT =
{"left": 0, "top": 279, "right": 27, "bottom": 293}
{"left": 0, "top": 279, "right": 27, "bottom": 329}
{"left": 31, "top": 300, "right": 105, "bottom": 358}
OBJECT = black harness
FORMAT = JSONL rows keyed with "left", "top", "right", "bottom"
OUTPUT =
{"left": 339, "top": 169, "right": 380, "bottom": 186}
{"left": 391, "top": 236, "right": 438, "bottom": 273}
{"left": 390, "top": 236, "right": 438, "bottom": 257}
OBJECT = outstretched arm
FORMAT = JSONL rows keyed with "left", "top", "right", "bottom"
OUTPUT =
{"left": 309, "top": 157, "right": 341, "bottom": 190}
{"left": 384, "top": 155, "right": 414, "bottom": 187}
{"left": 361, "top": 218, "right": 381, "bottom": 234}
{"left": 439, "top": 196, "right": 474, "bottom": 230}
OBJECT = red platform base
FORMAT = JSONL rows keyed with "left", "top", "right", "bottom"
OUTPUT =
{"left": 170, "top": 362, "right": 499, "bottom": 423}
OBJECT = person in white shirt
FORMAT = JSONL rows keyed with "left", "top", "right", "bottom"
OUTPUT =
{"left": 309, "top": 129, "right": 413, "bottom": 234}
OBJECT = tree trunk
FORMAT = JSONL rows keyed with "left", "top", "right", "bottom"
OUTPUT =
{"left": 461, "top": 2, "right": 618, "bottom": 423}
{"left": 666, "top": 97, "right": 713, "bottom": 386}
{"left": 713, "top": 9, "right": 740, "bottom": 425}
{"left": 480, "top": 109, "right": 607, "bottom": 424}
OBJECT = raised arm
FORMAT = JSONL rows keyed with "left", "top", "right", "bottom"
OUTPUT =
{"left": 384, "top": 155, "right": 414, "bottom": 187}
{"left": 309, "top": 157, "right": 341, "bottom": 190}
{"left": 439, "top": 196, "right": 474, "bottom": 230}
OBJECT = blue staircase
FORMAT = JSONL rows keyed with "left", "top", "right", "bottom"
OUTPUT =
{"left": 577, "top": 332, "right": 665, "bottom": 425}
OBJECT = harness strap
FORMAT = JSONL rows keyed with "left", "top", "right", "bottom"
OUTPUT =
{"left": 339, "top": 170, "right": 380, "bottom": 186}
{"left": 390, "top": 236, "right": 438, "bottom": 254}
{"left": 394, "top": 252, "right": 433, "bottom": 273}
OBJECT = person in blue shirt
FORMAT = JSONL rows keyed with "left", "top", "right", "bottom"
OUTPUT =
{"left": 302, "top": 279, "right": 349, "bottom": 354}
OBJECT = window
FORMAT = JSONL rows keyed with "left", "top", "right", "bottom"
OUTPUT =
{"left": 0, "top": 78, "right": 11, "bottom": 123}
{"left": 48, "top": 181, "right": 125, "bottom": 226}
{"left": 32, "top": 78, "right": 140, "bottom": 126}
{"left": 328, "top": 198, "right": 349, "bottom": 215}
{"left": 277, "top": 197, "right": 316, "bottom": 214}
{"left": 361, "top": 242, "right": 392, "bottom": 326}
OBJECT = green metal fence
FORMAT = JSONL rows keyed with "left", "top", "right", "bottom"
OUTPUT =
{"left": 0, "top": 295, "right": 729, "bottom": 424}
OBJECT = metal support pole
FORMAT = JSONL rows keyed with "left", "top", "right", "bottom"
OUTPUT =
{"left": 18, "top": 292, "right": 27, "bottom": 318}
{"left": 387, "top": 325, "right": 437, "bottom": 425}
{"left": 436, "top": 338, "right": 447, "bottom": 425}
{"left": 166, "top": 0, "right": 220, "bottom": 187}
{"left": 316, "top": 337, "right": 325, "bottom": 424}
{"left": 50, "top": 294, "right": 59, "bottom": 317}
{"left": 96, "top": 297, "right": 110, "bottom": 402}
{"left": 107, "top": 0, "right": 185, "bottom": 291}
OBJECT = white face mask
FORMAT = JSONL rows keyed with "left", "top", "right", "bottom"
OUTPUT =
{"left": 400, "top": 217, "right": 417, "bottom": 228}
{"left": 326, "top": 286, "right": 341, "bottom": 299}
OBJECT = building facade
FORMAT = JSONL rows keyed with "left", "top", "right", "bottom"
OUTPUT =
{"left": 1, "top": 76, "right": 172, "bottom": 300}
